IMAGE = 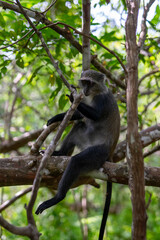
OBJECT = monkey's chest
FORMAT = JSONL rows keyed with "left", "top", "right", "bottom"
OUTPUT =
{"left": 77, "top": 121, "right": 108, "bottom": 150}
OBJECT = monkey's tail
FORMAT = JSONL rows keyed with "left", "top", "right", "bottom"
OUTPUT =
{"left": 98, "top": 181, "right": 112, "bottom": 240}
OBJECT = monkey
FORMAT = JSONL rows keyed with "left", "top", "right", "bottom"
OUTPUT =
{"left": 35, "top": 70, "right": 120, "bottom": 240}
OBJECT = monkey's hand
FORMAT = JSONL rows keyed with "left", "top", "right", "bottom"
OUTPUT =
{"left": 66, "top": 93, "right": 74, "bottom": 103}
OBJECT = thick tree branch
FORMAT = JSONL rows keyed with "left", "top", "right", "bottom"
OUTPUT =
{"left": 0, "top": 125, "right": 159, "bottom": 188}
{"left": 125, "top": 1, "right": 147, "bottom": 239}
{"left": 1, "top": 155, "right": 160, "bottom": 188}
{"left": 0, "top": 129, "right": 43, "bottom": 153}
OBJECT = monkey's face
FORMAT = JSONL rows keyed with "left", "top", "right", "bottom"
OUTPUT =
{"left": 79, "top": 80, "right": 97, "bottom": 96}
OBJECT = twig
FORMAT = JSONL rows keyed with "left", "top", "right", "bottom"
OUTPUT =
{"left": 0, "top": 187, "right": 32, "bottom": 213}
{"left": 144, "top": 145, "right": 160, "bottom": 158}
{"left": 138, "top": 0, "right": 156, "bottom": 50}
{"left": 0, "top": 28, "right": 34, "bottom": 50}
{"left": 138, "top": 69, "right": 160, "bottom": 86}
{"left": 141, "top": 95, "right": 159, "bottom": 115}
{"left": 30, "top": 122, "right": 59, "bottom": 155}
{"left": 42, "top": 0, "right": 57, "bottom": 14}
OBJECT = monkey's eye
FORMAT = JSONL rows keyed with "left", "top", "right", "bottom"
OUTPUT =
{"left": 81, "top": 80, "right": 95, "bottom": 88}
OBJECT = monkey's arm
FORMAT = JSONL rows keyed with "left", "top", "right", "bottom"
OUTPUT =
{"left": 77, "top": 96, "right": 105, "bottom": 121}
{"left": 77, "top": 103, "right": 101, "bottom": 120}
{"left": 47, "top": 110, "right": 83, "bottom": 126}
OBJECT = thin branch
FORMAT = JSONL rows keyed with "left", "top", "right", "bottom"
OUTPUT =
{"left": 0, "top": 187, "right": 32, "bottom": 213}
{"left": 138, "top": 69, "right": 160, "bottom": 86}
{"left": 0, "top": 216, "right": 31, "bottom": 237}
{"left": 138, "top": 0, "right": 156, "bottom": 50}
{"left": 15, "top": 0, "right": 83, "bottom": 225}
{"left": 15, "top": 0, "right": 80, "bottom": 229}
{"left": 141, "top": 95, "right": 159, "bottom": 115}
{"left": 144, "top": 145, "right": 160, "bottom": 158}
{"left": 0, "top": 28, "right": 34, "bottom": 50}
{"left": 0, "top": 0, "right": 36, "bottom": 17}
{"left": 30, "top": 123, "right": 59, "bottom": 155}
{"left": 42, "top": 0, "right": 57, "bottom": 14}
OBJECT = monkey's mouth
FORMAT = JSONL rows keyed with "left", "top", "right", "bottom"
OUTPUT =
{"left": 83, "top": 90, "right": 90, "bottom": 96}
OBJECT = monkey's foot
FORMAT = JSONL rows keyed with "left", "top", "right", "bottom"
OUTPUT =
{"left": 35, "top": 202, "right": 48, "bottom": 215}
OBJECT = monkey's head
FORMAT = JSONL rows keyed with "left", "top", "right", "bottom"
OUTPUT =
{"left": 79, "top": 70, "right": 107, "bottom": 96}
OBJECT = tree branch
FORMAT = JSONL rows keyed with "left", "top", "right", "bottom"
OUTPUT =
{"left": 82, "top": 0, "right": 91, "bottom": 70}
{"left": 125, "top": 1, "right": 147, "bottom": 238}
{"left": 0, "top": 187, "right": 32, "bottom": 213}
{"left": 138, "top": 68, "right": 160, "bottom": 86}
{"left": 138, "top": 0, "right": 156, "bottom": 51}
{"left": 113, "top": 123, "right": 160, "bottom": 162}
{"left": 1, "top": 155, "right": 160, "bottom": 188}
{"left": 0, "top": 216, "right": 31, "bottom": 237}
{"left": 0, "top": 129, "right": 43, "bottom": 153}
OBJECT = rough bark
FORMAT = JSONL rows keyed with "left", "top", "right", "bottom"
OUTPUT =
{"left": 125, "top": 1, "right": 147, "bottom": 239}
{"left": 1, "top": 155, "right": 160, "bottom": 188}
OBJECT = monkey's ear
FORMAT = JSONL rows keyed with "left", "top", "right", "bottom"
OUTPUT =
{"left": 103, "top": 75, "right": 107, "bottom": 83}
{"left": 99, "top": 74, "right": 106, "bottom": 85}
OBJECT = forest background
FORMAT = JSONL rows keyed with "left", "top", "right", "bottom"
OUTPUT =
{"left": 0, "top": 0, "right": 160, "bottom": 239}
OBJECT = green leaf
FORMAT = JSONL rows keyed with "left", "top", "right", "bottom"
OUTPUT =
{"left": 49, "top": 87, "right": 61, "bottom": 100}
{"left": 1, "top": 66, "right": 7, "bottom": 74}
{"left": 16, "top": 59, "right": 24, "bottom": 68}
{"left": 0, "top": 13, "right": 5, "bottom": 27}
{"left": 59, "top": 94, "right": 68, "bottom": 110}
{"left": 28, "top": 65, "right": 44, "bottom": 83}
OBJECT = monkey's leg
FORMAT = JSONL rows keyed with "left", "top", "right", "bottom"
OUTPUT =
{"left": 52, "top": 122, "right": 86, "bottom": 156}
{"left": 35, "top": 144, "right": 108, "bottom": 215}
